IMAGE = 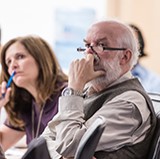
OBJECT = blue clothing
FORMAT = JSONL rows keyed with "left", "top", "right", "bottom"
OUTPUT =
{"left": 132, "top": 64, "right": 160, "bottom": 93}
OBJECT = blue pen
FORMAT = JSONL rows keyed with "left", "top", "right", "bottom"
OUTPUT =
{"left": 2, "top": 71, "right": 16, "bottom": 97}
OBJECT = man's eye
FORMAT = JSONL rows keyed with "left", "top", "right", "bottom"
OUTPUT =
{"left": 98, "top": 43, "right": 105, "bottom": 47}
{"left": 85, "top": 44, "right": 90, "bottom": 48}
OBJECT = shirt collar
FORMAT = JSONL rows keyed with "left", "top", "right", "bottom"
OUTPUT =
{"left": 84, "top": 71, "right": 134, "bottom": 96}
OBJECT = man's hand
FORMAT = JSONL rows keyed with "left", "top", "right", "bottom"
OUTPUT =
{"left": 68, "top": 54, "right": 105, "bottom": 91}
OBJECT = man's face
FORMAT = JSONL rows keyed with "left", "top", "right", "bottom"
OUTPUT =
{"left": 84, "top": 22, "right": 123, "bottom": 87}
{"left": 90, "top": 53, "right": 122, "bottom": 88}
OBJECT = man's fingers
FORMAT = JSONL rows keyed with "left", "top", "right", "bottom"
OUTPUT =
{"left": 96, "top": 70, "right": 105, "bottom": 77}
{"left": 86, "top": 53, "right": 94, "bottom": 62}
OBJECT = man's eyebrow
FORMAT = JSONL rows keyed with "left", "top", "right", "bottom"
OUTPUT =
{"left": 83, "top": 37, "right": 108, "bottom": 43}
{"left": 83, "top": 39, "right": 87, "bottom": 43}
{"left": 96, "top": 37, "right": 108, "bottom": 43}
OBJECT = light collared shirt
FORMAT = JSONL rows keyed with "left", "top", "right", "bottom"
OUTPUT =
{"left": 42, "top": 72, "right": 151, "bottom": 159}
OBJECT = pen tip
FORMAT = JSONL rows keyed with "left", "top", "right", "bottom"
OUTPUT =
{"left": 12, "top": 70, "right": 16, "bottom": 75}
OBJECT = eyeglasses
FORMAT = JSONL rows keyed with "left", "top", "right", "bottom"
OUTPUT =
{"left": 77, "top": 45, "right": 127, "bottom": 53}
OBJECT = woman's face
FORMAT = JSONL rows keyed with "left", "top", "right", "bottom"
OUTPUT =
{"left": 5, "top": 42, "right": 39, "bottom": 90}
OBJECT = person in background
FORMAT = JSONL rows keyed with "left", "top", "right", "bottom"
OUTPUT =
{"left": 42, "top": 20, "right": 156, "bottom": 159}
{"left": 130, "top": 24, "right": 160, "bottom": 93}
{"left": 0, "top": 35, "right": 68, "bottom": 152}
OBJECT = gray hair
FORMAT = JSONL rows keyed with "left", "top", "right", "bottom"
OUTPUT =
{"left": 116, "top": 22, "right": 140, "bottom": 69}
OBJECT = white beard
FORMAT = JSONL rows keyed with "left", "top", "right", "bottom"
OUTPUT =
{"left": 86, "top": 55, "right": 122, "bottom": 91}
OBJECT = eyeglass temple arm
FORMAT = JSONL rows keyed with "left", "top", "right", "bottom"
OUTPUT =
{"left": 77, "top": 47, "right": 86, "bottom": 52}
{"left": 103, "top": 47, "right": 126, "bottom": 51}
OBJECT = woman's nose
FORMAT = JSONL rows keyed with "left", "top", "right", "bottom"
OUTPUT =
{"left": 10, "top": 60, "right": 18, "bottom": 70}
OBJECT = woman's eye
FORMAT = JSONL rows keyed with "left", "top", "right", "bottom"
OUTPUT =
{"left": 17, "top": 54, "right": 24, "bottom": 59}
{"left": 6, "top": 60, "right": 11, "bottom": 66}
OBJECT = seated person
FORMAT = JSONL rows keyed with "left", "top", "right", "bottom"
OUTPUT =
{"left": 41, "top": 20, "right": 156, "bottom": 159}
{"left": 0, "top": 35, "right": 67, "bottom": 154}
{"left": 130, "top": 24, "right": 160, "bottom": 93}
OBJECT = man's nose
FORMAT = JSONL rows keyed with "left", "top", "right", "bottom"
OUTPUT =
{"left": 86, "top": 46, "right": 95, "bottom": 54}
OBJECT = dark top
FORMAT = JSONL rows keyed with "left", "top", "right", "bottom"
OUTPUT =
{"left": 4, "top": 90, "right": 63, "bottom": 145}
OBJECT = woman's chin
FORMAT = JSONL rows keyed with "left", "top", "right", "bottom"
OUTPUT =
{"left": 15, "top": 81, "right": 26, "bottom": 88}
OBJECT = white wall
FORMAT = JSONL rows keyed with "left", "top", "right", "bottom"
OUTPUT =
{"left": 0, "top": 0, "right": 107, "bottom": 45}
{"left": 0, "top": 0, "right": 107, "bottom": 122}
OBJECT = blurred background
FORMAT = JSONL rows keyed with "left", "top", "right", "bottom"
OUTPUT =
{"left": 0, "top": 0, "right": 160, "bottom": 74}
{"left": 1, "top": 0, "right": 160, "bottom": 157}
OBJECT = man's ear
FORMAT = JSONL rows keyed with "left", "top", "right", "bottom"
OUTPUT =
{"left": 120, "top": 50, "right": 132, "bottom": 65}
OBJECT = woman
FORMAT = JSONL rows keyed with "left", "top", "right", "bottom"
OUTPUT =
{"left": 0, "top": 35, "right": 68, "bottom": 151}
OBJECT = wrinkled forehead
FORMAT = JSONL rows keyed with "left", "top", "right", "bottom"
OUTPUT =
{"left": 85, "top": 22, "right": 122, "bottom": 45}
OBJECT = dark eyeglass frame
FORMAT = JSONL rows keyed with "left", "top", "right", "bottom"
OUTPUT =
{"left": 77, "top": 46, "right": 127, "bottom": 52}
{"left": 101, "top": 47, "right": 127, "bottom": 51}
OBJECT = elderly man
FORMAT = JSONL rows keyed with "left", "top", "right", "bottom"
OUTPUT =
{"left": 42, "top": 20, "right": 156, "bottom": 159}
